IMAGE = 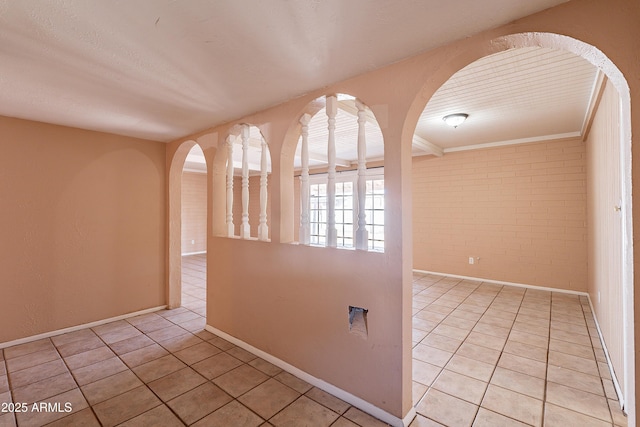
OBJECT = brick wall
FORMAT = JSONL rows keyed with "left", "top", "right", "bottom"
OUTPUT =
{"left": 412, "top": 138, "right": 588, "bottom": 291}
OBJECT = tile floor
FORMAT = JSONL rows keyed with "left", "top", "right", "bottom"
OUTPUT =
{"left": 0, "top": 256, "right": 629, "bottom": 426}
{"left": 411, "top": 272, "right": 628, "bottom": 427}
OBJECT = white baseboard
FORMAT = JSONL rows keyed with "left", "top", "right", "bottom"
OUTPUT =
{"left": 0, "top": 305, "right": 167, "bottom": 349}
{"left": 205, "top": 324, "right": 415, "bottom": 427}
{"left": 181, "top": 250, "right": 207, "bottom": 256}
{"left": 586, "top": 297, "right": 626, "bottom": 411}
{"left": 413, "top": 269, "right": 589, "bottom": 296}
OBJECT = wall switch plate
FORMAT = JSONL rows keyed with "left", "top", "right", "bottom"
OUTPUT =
{"left": 469, "top": 257, "right": 474, "bottom": 265}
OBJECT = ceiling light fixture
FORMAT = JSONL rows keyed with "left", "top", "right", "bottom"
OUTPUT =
{"left": 443, "top": 113, "right": 468, "bottom": 128}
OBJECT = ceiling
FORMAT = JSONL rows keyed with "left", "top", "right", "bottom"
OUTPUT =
{"left": 0, "top": 0, "right": 570, "bottom": 143}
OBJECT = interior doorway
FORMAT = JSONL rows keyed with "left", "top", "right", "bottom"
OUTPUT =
{"left": 180, "top": 144, "right": 208, "bottom": 316}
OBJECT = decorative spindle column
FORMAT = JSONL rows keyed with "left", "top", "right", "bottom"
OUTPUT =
{"left": 299, "top": 114, "right": 311, "bottom": 245}
{"left": 355, "top": 99, "right": 369, "bottom": 250}
{"left": 326, "top": 95, "right": 338, "bottom": 247}
{"left": 258, "top": 137, "right": 269, "bottom": 241}
{"left": 226, "top": 135, "right": 235, "bottom": 237}
{"left": 240, "top": 124, "right": 251, "bottom": 239}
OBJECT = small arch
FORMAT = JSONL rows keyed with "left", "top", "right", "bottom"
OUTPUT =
{"left": 168, "top": 139, "right": 208, "bottom": 309}
{"left": 285, "top": 93, "right": 385, "bottom": 250}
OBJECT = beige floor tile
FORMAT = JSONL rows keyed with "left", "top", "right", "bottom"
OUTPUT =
{"left": 57, "top": 336, "right": 107, "bottom": 358}
{"left": 413, "top": 344, "right": 453, "bottom": 367}
{"left": 0, "top": 375, "right": 7, "bottom": 394}
{"left": 421, "top": 333, "right": 463, "bottom": 353}
{"left": 471, "top": 323, "right": 510, "bottom": 339}
{"left": 448, "top": 309, "right": 483, "bottom": 322}
{"left": 238, "top": 378, "right": 300, "bottom": 419}
{"left": 343, "top": 406, "right": 391, "bottom": 427}
{"left": 409, "top": 414, "right": 445, "bottom": 426}
{"left": 147, "top": 325, "right": 191, "bottom": 343}
{"left": 432, "top": 324, "right": 470, "bottom": 341}
{"left": 3, "top": 339, "right": 55, "bottom": 360}
{"left": 445, "top": 354, "right": 495, "bottom": 382}
{"left": 269, "top": 396, "right": 339, "bottom": 426}
{"left": 511, "top": 320, "right": 549, "bottom": 338}
{"left": 477, "top": 315, "right": 513, "bottom": 330}
{"left": 497, "top": 353, "right": 546, "bottom": 379}
{"left": 192, "top": 400, "right": 264, "bottom": 427}
{"left": 441, "top": 316, "right": 476, "bottom": 331}
{"left": 414, "top": 310, "right": 448, "bottom": 323}
{"left": 305, "top": 387, "right": 351, "bottom": 415}
{"left": 108, "top": 334, "right": 156, "bottom": 356}
{"left": 208, "top": 336, "right": 237, "bottom": 351}
{"left": 551, "top": 320, "right": 589, "bottom": 336}
{"left": 507, "top": 329, "right": 549, "bottom": 349}
{"left": 12, "top": 371, "right": 77, "bottom": 404}
{"left": 481, "top": 384, "right": 543, "bottom": 426}
{"left": 178, "top": 317, "right": 207, "bottom": 332}
{"left": 274, "top": 371, "right": 313, "bottom": 394}
{"left": 602, "top": 378, "right": 618, "bottom": 401}
{"left": 413, "top": 381, "right": 428, "bottom": 406}
{"left": 609, "top": 399, "right": 627, "bottom": 426}
{"left": 502, "top": 340, "right": 548, "bottom": 363}
{"left": 44, "top": 407, "right": 101, "bottom": 427}
{"left": 416, "top": 388, "right": 478, "bottom": 427}
{"left": 214, "top": 364, "right": 269, "bottom": 397}
{"left": 132, "top": 354, "right": 187, "bottom": 383}
{"left": 93, "top": 385, "right": 161, "bottom": 427}
{"left": 545, "top": 382, "right": 612, "bottom": 422}
{"left": 167, "top": 382, "right": 233, "bottom": 425}
{"left": 472, "top": 408, "right": 529, "bottom": 427}
{"left": 119, "top": 343, "right": 169, "bottom": 368}
{"left": 412, "top": 359, "right": 442, "bottom": 386}
{"left": 543, "top": 403, "right": 611, "bottom": 427}
{"left": 173, "top": 341, "right": 221, "bottom": 366}
{"left": 549, "top": 338, "right": 595, "bottom": 360}
{"left": 8, "top": 358, "right": 68, "bottom": 388}
{"left": 81, "top": 370, "right": 143, "bottom": 405}
{"left": 147, "top": 366, "right": 207, "bottom": 402}
{"left": 490, "top": 366, "right": 545, "bottom": 400}
{"left": 72, "top": 356, "right": 128, "bottom": 386}
{"left": 455, "top": 342, "right": 500, "bottom": 365}
{"left": 158, "top": 333, "right": 205, "bottom": 353}
{"left": 464, "top": 331, "right": 506, "bottom": 351}
{"left": 98, "top": 326, "right": 142, "bottom": 345}
{"left": 192, "top": 352, "right": 244, "bottom": 380}
{"left": 249, "top": 358, "right": 283, "bottom": 377}
{"left": 50, "top": 329, "right": 99, "bottom": 347}
{"left": 117, "top": 404, "right": 185, "bottom": 427}
{"left": 5, "top": 348, "right": 60, "bottom": 373}
{"left": 63, "top": 346, "right": 116, "bottom": 370}
{"left": 550, "top": 328, "right": 593, "bottom": 347}
{"left": 227, "top": 346, "right": 259, "bottom": 363}
{"left": 131, "top": 317, "right": 175, "bottom": 334}
{"left": 413, "top": 317, "right": 438, "bottom": 332}
{"left": 432, "top": 369, "right": 487, "bottom": 405}
{"left": 92, "top": 320, "right": 131, "bottom": 336}
{"left": 331, "top": 417, "right": 361, "bottom": 427}
{"left": 548, "top": 350, "right": 600, "bottom": 377}
{"left": 547, "top": 365, "right": 604, "bottom": 396}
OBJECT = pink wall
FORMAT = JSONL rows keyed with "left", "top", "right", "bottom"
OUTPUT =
{"left": 0, "top": 116, "right": 166, "bottom": 344}
{"left": 181, "top": 171, "right": 207, "bottom": 253}
{"left": 413, "top": 139, "right": 588, "bottom": 291}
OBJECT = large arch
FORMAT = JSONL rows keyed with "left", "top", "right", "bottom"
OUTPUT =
{"left": 402, "top": 31, "right": 634, "bottom": 423}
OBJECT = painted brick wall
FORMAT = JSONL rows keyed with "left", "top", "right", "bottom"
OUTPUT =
{"left": 181, "top": 171, "right": 207, "bottom": 253}
{"left": 412, "top": 138, "right": 588, "bottom": 291}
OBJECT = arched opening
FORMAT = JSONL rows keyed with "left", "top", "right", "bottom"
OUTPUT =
{"left": 168, "top": 140, "right": 209, "bottom": 311}
{"left": 180, "top": 144, "right": 208, "bottom": 317}
{"left": 405, "top": 34, "right": 633, "bottom": 425}
{"left": 290, "top": 93, "right": 385, "bottom": 251}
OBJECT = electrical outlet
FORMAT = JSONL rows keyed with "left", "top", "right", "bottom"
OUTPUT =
{"left": 469, "top": 257, "right": 474, "bottom": 265}
{"left": 191, "top": 239, "right": 195, "bottom": 245}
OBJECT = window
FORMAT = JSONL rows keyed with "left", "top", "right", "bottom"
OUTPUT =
{"left": 307, "top": 169, "right": 384, "bottom": 251}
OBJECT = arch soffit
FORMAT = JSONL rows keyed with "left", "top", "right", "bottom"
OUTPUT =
{"left": 401, "top": 31, "right": 631, "bottom": 148}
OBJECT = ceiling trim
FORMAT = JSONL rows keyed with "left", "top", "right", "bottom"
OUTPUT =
{"left": 413, "top": 135, "right": 444, "bottom": 157}
{"left": 581, "top": 69, "right": 608, "bottom": 141}
{"left": 443, "top": 131, "right": 582, "bottom": 154}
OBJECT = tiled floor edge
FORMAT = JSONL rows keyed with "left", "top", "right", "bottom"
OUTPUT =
{"left": 413, "top": 269, "right": 589, "bottom": 297}
{"left": 0, "top": 305, "right": 167, "bottom": 350}
{"left": 204, "top": 324, "right": 410, "bottom": 427}
{"left": 585, "top": 294, "right": 627, "bottom": 413}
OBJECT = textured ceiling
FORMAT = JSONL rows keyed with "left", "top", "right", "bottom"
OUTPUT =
{"left": 0, "top": 0, "right": 568, "bottom": 142}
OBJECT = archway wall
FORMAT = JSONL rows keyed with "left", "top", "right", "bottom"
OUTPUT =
{"left": 167, "top": 0, "right": 640, "bottom": 423}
